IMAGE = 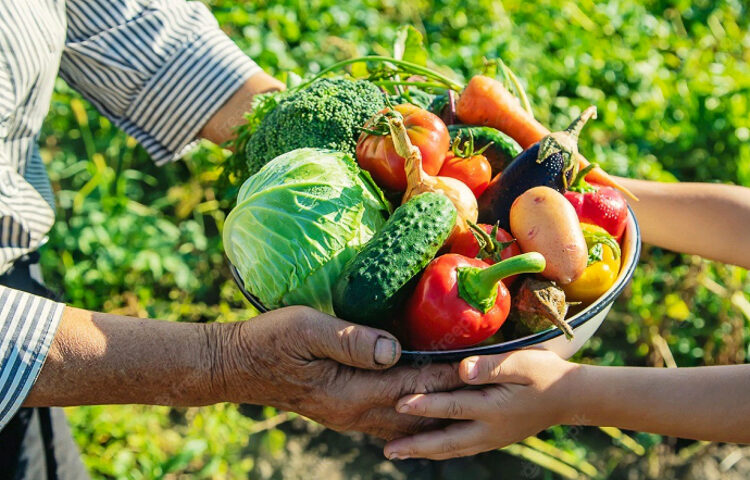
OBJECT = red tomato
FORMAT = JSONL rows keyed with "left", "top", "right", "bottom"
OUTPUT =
{"left": 356, "top": 104, "right": 449, "bottom": 192}
{"left": 438, "top": 152, "right": 492, "bottom": 197}
{"left": 449, "top": 223, "right": 522, "bottom": 285}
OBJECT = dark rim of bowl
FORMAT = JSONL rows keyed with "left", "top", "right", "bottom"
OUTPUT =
{"left": 228, "top": 206, "right": 642, "bottom": 362}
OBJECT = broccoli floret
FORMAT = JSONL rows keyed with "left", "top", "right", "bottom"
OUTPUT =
{"left": 244, "top": 78, "right": 386, "bottom": 176}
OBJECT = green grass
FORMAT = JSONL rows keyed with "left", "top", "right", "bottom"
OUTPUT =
{"left": 38, "top": 0, "right": 750, "bottom": 478}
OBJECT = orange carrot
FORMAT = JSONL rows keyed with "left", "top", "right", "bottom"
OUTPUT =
{"left": 457, "top": 75, "right": 548, "bottom": 150}
{"left": 574, "top": 155, "right": 637, "bottom": 201}
{"left": 457, "top": 75, "right": 637, "bottom": 201}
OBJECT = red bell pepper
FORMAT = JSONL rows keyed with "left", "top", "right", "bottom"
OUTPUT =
{"left": 564, "top": 164, "right": 628, "bottom": 241}
{"left": 404, "top": 252, "right": 546, "bottom": 350}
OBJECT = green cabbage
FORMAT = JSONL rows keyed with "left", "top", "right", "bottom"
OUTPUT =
{"left": 224, "top": 148, "right": 390, "bottom": 314}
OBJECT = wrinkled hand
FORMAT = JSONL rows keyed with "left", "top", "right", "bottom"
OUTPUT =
{"left": 383, "top": 349, "right": 580, "bottom": 460}
{"left": 216, "top": 306, "right": 462, "bottom": 440}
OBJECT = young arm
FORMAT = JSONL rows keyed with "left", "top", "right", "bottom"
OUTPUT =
{"left": 384, "top": 350, "right": 750, "bottom": 460}
{"left": 573, "top": 359, "right": 750, "bottom": 443}
{"left": 615, "top": 177, "right": 750, "bottom": 269}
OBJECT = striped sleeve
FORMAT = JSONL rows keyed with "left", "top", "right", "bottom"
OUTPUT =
{"left": 0, "top": 166, "right": 56, "bottom": 276}
{"left": 0, "top": 286, "right": 64, "bottom": 430}
{"left": 59, "top": 0, "right": 261, "bottom": 165}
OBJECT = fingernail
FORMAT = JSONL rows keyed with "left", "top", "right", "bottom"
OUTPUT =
{"left": 388, "top": 452, "right": 408, "bottom": 460}
{"left": 397, "top": 395, "right": 420, "bottom": 413}
{"left": 464, "top": 357, "right": 479, "bottom": 380}
{"left": 375, "top": 337, "right": 397, "bottom": 365}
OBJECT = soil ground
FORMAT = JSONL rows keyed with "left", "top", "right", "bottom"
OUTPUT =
{"left": 240, "top": 406, "right": 750, "bottom": 479}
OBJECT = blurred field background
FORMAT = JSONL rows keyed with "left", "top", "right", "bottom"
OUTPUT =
{"left": 38, "top": 0, "right": 750, "bottom": 478}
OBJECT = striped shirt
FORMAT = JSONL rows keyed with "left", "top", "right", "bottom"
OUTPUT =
{"left": 0, "top": 0, "right": 260, "bottom": 430}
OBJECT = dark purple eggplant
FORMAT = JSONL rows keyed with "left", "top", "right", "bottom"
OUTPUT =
{"left": 477, "top": 106, "right": 597, "bottom": 230}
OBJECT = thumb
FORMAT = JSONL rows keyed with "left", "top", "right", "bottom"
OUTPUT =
{"left": 459, "top": 351, "right": 534, "bottom": 385}
{"left": 301, "top": 310, "right": 401, "bottom": 370}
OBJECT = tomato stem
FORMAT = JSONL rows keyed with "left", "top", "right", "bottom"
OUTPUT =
{"left": 467, "top": 221, "right": 515, "bottom": 263}
{"left": 457, "top": 252, "right": 546, "bottom": 313}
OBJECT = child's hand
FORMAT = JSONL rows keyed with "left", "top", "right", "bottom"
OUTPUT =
{"left": 383, "top": 349, "right": 581, "bottom": 460}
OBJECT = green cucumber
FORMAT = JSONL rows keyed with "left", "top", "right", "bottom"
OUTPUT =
{"left": 447, "top": 124, "right": 523, "bottom": 174}
{"left": 333, "top": 192, "right": 457, "bottom": 327}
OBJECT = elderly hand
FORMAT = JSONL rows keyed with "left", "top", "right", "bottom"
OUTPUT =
{"left": 216, "top": 306, "right": 463, "bottom": 440}
{"left": 382, "top": 349, "right": 580, "bottom": 459}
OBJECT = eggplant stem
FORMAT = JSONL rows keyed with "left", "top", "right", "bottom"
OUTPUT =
{"left": 537, "top": 106, "right": 598, "bottom": 190}
{"left": 565, "top": 106, "right": 598, "bottom": 143}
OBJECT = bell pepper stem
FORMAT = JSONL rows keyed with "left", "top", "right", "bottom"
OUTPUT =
{"left": 568, "top": 163, "right": 599, "bottom": 193}
{"left": 582, "top": 228, "right": 621, "bottom": 260}
{"left": 458, "top": 252, "right": 546, "bottom": 313}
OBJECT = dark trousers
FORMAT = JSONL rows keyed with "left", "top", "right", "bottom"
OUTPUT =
{"left": 0, "top": 254, "right": 89, "bottom": 480}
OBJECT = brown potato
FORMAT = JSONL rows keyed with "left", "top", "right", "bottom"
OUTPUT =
{"left": 509, "top": 186, "right": 587, "bottom": 284}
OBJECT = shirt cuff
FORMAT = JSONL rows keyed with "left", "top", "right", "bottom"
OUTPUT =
{"left": 0, "top": 286, "right": 64, "bottom": 430}
{"left": 119, "top": 29, "right": 261, "bottom": 165}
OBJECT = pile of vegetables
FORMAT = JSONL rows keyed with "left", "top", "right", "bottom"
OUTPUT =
{"left": 224, "top": 28, "right": 632, "bottom": 350}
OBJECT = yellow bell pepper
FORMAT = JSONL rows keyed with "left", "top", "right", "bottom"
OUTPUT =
{"left": 563, "top": 223, "right": 621, "bottom": 303}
